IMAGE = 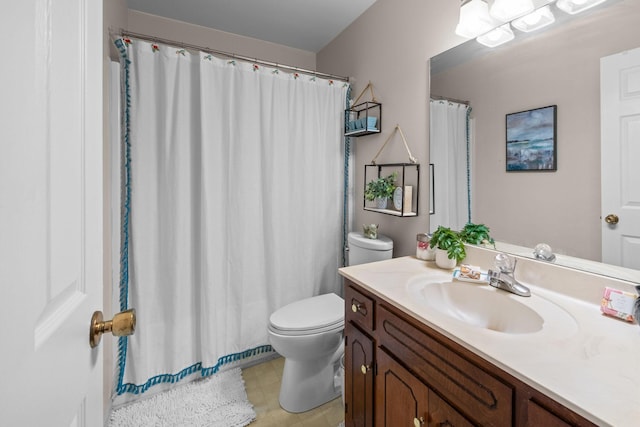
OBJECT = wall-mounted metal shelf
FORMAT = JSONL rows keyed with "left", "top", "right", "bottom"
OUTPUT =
{"left": 364, "top": 163, "right": 419, "bottom": 217}
{"left": 345, "top": 101, "right": 381, "bottom": 137}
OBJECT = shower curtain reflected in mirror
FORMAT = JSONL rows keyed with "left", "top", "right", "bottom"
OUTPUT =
{"left": 429, "top": 100, "right": 472, "bottom": 232}
{"left": 114, "top": 38, "right": 348, "bottom": 403}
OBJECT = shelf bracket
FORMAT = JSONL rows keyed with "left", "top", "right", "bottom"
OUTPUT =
{"left": 352, "top": 81, "right": 378, "bottom": 105}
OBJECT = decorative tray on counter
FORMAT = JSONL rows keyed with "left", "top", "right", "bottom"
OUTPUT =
{"left": 452, "top": 266, "right": 489, "bottom": 284}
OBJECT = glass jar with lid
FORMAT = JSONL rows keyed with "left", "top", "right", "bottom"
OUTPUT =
{"left": 416, "top": 233, "right": 435, "bottom": 261}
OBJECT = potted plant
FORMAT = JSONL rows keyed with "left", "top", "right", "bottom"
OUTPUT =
{"left": 364, "top": 172, "right": 397, "bottom": 209}
{"left": 459, "top": 222, "right": 495, "bottom": 248}
{"left": 429, "top": 225, "right": 466, "bottom": 269}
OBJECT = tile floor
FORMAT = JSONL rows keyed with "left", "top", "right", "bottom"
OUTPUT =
{"left": 243, "top": 357, "right": 344, "bottom": 427}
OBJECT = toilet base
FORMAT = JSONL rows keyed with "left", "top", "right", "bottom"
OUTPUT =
{"left": 278, "top": 356, "right": 342, "bottom": 413}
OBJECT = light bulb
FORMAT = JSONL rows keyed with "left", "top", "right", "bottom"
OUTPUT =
{"left": 512, "top": 6, "right": 555, "bottom": 32}
{"left": 490, "top": 0, "right": 534, "bottom": 22}
{"left": 476, "top": 23, "right": 515, "bottom": 47}
{"left": 524, "top": 11, "right": 542, "bottom": 25}
{"left": 556, "top": 0, "right": 608, "bottom": 15}
{"left": 456, "top": 0, "right": 497, "bottom": 38}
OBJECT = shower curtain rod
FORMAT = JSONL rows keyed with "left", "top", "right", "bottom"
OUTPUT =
{"left": 430, "top": 95, "right": 470, "bottom": 106}
{"left": 117, "top": 29, "right": 350, "bottom": 83}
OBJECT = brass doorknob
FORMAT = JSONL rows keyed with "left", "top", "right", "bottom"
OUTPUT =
{"left": 605, "top": 214, "right": 619, "bottom": 225}
{"left": 413, "top": 416, "right": 425, "bottom": 427}
{"left": 90, "top": 309, "right": 136, "bottom": 348}
{"left": 361, "top": 364, "right": 370, "bottom": 374}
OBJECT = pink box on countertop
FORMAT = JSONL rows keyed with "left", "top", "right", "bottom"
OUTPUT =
{"left": 600, "top": 287, "right": 638, "bottom": 322}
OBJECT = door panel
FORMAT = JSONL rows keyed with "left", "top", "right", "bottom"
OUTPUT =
{"left": 0, "top": 0, "right": 104, "bottom": 425}
{"left": 601, "top": 47, "right": 640, "bottom": 268}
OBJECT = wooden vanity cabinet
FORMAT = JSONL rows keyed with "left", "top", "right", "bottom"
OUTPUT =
{"left": 343, "top": 280, "right": 597, "bottom": 427}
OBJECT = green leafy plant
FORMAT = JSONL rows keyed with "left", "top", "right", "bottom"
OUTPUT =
{"left": 459, "top": 222, "right": 495, "bottom": 248}
{"left": 429, "top": 225, "right": 466, "bottom": 263}
{"left": 364, "top": 172, "right": 398, "bottom": 201}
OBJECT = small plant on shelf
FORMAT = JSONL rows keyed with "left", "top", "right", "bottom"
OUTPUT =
{"left": 459, "top": 222, "right": 495, "bottom": 248}
{"left": 364, "top": 172, "right": 398, "bottom": 207}
{"left": 429, "top": 225, "right": 466, "bottom": 263}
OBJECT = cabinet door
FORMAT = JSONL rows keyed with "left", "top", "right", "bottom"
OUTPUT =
{"left": 527, "top": 401, "right": 571, "bottom": 427}
{"left": 429, "top": 392, "right": 474, "bottom": 427}
{"left": 376, "top": 349, "right": 429, "bottom": 427}
{"left": 345, "top": 323, "right": 375, "bottom": 427}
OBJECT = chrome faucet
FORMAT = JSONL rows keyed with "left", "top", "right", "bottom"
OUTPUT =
{"left": 487, "top": 253, "right": 531, "bottom": 297}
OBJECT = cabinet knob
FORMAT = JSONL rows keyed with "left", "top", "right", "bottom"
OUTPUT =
{"left": 360, "top": 364, "right": 370, "bottom": 374}
{"left": 352, "top": 303, "right": 363, "bottom": 313}
{"left": 413, "top": 417, "right": 425, "bottom": 427}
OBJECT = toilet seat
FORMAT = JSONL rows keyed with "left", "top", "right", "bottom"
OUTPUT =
{"left": 269, "top": 293, "right": 344, "bottom": 336}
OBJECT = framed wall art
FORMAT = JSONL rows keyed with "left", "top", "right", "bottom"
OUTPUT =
{"left": 506, "top": 105, "right": 557, "bottom": 171}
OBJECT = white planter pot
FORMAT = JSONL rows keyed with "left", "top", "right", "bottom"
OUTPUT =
{"left": 435, "top": 248, "right": 457, "bottom": 270}
{"left": 375, "top": 197, "right": 388, "bottom": 209}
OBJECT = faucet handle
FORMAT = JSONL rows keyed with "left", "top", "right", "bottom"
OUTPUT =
{"left": 494, "top": 253, "right": 517, "bottom": 273}
{"left": 487, "top": 269, "right": 500, "bottom": 280}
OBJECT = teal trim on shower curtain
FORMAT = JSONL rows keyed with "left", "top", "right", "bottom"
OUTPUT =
{"left": 114, "top": 37, "right": 132, "bottom": 396}
{"left": 117, "top": 344, "right": 274, "bottom": 395}
{"left": 465, "top": 106, "right": 472, "bottom": 224}
{"left": 342, "top": 85, "right": 352, "bottom": 267}
{"left": 113, "top": 37, "right": 274, "bottom": 397}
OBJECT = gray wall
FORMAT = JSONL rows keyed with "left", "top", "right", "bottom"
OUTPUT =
{"left": 317, "top": 0, "right": 464, "bottom": 257}
{"left": 127, "top": 10, "right": 317, "bottom": 71}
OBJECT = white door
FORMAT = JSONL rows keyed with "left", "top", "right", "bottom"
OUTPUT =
{"left": 601, "top": 47, "right": 640, "bottom": 269}
{"left": 0, "top": 0, "right": 104, "bottom": 426}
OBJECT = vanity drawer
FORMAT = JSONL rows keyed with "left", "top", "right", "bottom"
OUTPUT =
{"left": 377, "top": 305, "right": 513, "bottom": 427}
{"left": 345, "top": 282, "right": 375, "bottom": 331}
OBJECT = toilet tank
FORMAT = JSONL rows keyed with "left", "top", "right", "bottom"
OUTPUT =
{"left": 347, "top": 232, "right": 393, "bottom": 266}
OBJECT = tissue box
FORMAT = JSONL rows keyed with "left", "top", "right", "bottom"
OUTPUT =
{"left": 600, "top": 287, "right": 638, "bottom": 322}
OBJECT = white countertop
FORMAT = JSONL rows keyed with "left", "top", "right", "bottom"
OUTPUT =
{"left": 339, "top": 255, "right": 640, "bottom": 427}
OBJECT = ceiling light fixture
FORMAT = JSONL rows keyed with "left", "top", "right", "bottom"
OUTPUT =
{"left": 490, "top": 0, "right": 535, "bottom": 22}
{"left": 556, "top": 0, "right": 608, "bottom": 15}
{"left": 456, "top": 0, "right": 610, "bottom": 48}
{"left": 476, "top": 23, "right": 515, "bottom": 47}
{"left": 455, "top": 0, "right": 498, "bottom": 39}
{"left": 512, "top": 5, "right": 556, "bottom": 32}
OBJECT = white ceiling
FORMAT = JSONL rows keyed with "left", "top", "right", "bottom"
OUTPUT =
{"left": 127, "top": 0, "right": 378, "bottom": 53}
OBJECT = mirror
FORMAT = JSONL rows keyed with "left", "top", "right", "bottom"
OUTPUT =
{"left": 429, "top": 0, "right": 640, "bottom": 283}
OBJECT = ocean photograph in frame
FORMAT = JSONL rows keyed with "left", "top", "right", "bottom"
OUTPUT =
{"left": 506, "top": 105, "right": 557, "bottom": 171}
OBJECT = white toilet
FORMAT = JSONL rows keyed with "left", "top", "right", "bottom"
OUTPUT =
{"left": 268, "top": 231, "right": 393, "bottom": 413}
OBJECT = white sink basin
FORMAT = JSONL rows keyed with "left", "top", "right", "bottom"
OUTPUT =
{"left": 407, "top": 278, "right": 578, "bottom": 335}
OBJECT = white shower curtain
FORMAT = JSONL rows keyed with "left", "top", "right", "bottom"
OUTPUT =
{"left": 429, "top": 100, "right": 471, "bottom": 232}
{"left": 114, "top": 38, "right": 348, "bottom": 399}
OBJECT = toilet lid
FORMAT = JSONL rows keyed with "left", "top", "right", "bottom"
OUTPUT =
{"left": 269, "top": 293, "right": 344, "bottom": 333}
{"left": 348, "top": 231, "right": 393, "bottom": 250}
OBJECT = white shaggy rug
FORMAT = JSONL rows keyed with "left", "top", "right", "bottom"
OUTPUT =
{"left": 108, "top": 368, "right": 256, "bottom": 427}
